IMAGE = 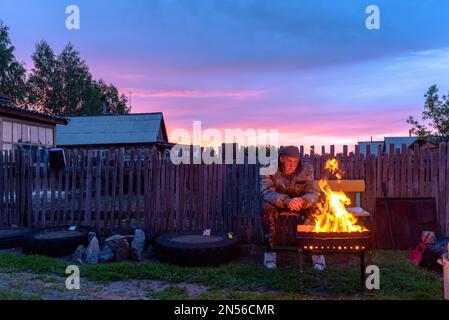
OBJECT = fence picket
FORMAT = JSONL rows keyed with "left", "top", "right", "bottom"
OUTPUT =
{"left": 95, "top": 153, "right": 102, "bottom": 229}
{"left": 445, "top": 143, "right": 449, "bottom": 235}
{"left": 0, "top": 152, "right": 4, "bottom": 226}
{"left": 70, "top": 150, "right": 77, "bottom": 225}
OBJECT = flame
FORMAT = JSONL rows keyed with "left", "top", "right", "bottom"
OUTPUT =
{"left": 313, "top": 159, "right": 367, "bottom": 233}
{"left": 325, "top": 158, "right": 343, "bottom": 179}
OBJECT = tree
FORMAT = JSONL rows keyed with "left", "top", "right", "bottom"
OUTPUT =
{"left": 407, "top": 85, "right": 449, "bottom": 141}
{"left": 27, "top": 40, "right": 61, "bottom": 113}
{"left": 57, "top": 43, "right": 94, "bottom": 116}
{"left": 0, "top": 21, "right": 27, "bottom": 106}
{"left": 1, "top": 21, "right": 130, "bottom": 115}
{"left": 95, "top": 80, "right": 130, "bottom": 114}
{"left": 27, "top": 41, "right": 130, "bottom": 116}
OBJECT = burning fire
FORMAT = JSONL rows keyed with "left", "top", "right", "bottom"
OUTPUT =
{"left": 325, "top": 158, "right": 343, "bottom": 179}
{"left": 313, "top": 159, "right": 367, "bottom": 233}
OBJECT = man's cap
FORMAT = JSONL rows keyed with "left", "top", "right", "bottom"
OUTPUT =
{"left": 279, "top": 145, "right": 301, "bottom": 158}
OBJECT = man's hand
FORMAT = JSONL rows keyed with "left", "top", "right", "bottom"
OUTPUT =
{"left": 287, "top": 197, "right": 304, "bottom": 211}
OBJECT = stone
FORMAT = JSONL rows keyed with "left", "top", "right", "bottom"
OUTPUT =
{"left": 142, "top": 245, "right": 154, "bottom": 259}
{"left": 105, "top": 235, "right": 130, "bottom": 262}
{"left": 88, "top": 231, "right": 97, "bottom": 243}
{"left": 130, "top": 229, "right": 146, "bottom": 261}
{"left": 88, "top": 235, "right": 101, "bottom": 255}
{"left": 99, "top": 245, "right": 115, "bottom": 263}
{"left": 124, "top": 235, "right": 134, "bottom": 246}
{"left": 85, "top": 236, "right": 100, "bottom": 265}
{"left": 71, "top": 245, "right": 86, "bottom": 264}
{"left": 86, "top": 248, "right": 98, "bottom": 265}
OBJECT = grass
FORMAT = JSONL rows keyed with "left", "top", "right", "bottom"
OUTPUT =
{"left": 0, "top": 251, "right": 444, "bottom": 299}
{"left": 146, "top": 287, "right": 189, "bottom": 300}
{"left": 198, "top": 289, "right": 313, "bottom": 300}
{"left": 0, "top": 253, "right": 67, "bottom": 274}
{"left": 0, "top": 289, "right": 41, "bottom": 300}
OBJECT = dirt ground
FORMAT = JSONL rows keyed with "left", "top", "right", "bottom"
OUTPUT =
{"left": 1, "top": 245, "right": 415, "bottom": 300}
{"left": 0, "top": 270, "right": 212, "bottom": 300}
{"left": 0, "top": 244, "right": 274, "bottom": 300}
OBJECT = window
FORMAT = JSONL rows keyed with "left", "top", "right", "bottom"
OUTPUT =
{"left": 2, "top": 121, "right": 12, "bottom": 142}
{"left": 45, "top": 128, "right": 53, "bottom": 146}
{"left": 22, "top": 124, "right": 30, "bottom": 143}
{"left": 13, "top": 123, "right": 21, "bottom": 143}
{"left": 38, "top": 127, "right": 46, "bottom": 144}
{"left": 3, "top": 122, "right": 54, "bottom": 147}
{"left": 30, "top": 126, "right": 38, "bottom": 143}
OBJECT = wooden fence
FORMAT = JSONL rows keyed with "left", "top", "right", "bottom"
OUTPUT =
{"left": 0, "top": 147, "right": 263, "bottom": 243}
{"left": 1, "top": 142, "right": 449, "bottom": 244}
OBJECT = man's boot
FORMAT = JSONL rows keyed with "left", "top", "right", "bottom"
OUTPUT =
{"left": 264, "top": 252, "right": 277, "bottom": 269}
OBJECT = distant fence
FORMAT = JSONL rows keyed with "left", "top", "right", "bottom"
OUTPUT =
{"left": 1, "top": 142, "right": 449, "bottom": 244}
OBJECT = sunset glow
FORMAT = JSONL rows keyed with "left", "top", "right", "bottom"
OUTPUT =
{"left": 2, "top": 0, "right": 449, "bottom": 148}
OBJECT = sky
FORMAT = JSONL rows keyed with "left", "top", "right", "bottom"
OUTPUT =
{"left": 1, "top": 0, "right": 449, "bottom": 151}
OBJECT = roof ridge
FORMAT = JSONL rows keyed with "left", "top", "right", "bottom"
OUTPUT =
{"left": 67, "top": 112, "right": 163, "bottom": 118}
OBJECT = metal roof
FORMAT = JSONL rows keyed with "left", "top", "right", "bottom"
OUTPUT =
{"left": 56, "top": 113, "right": 167, "bottom": 146}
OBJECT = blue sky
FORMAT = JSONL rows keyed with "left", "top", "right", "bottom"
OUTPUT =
{"left": 2, "top": 0, "right": 449, "bottom": 149}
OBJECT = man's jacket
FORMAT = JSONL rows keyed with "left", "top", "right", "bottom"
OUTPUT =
{"left": 260, "top": 160, "right": 320, "bottom": 209}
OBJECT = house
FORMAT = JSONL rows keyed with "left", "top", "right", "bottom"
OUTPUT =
{"left": 0, "top": 92, "right": 67, "bottom": 152}
{"left": 357, "top": 140, "right": 384, "bottom": 155}
{"left": 357, "top": 136, "right": 435, "bottom": 155}
{"left": 383, "top": 136, "right": 417, "bottom": 152}
{"left": 56, "top": 113, "right": 170, "bottom": 157}
{"left": 409, "top": 137, "right": 440, "bottom": 152}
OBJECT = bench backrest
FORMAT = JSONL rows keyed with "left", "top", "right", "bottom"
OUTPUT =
{"left": 313, "top": 179, "right": 366, "bottom": 207}
{"left": 323, "top": 179, "right": 365, "bottom": 192}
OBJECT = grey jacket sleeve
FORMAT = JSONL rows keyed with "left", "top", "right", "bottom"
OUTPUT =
{"left": 260, "top": 174, "right": 290, "bottom": 209}
{"left": 300, "top": 164, "right": 320, "bottom": 208}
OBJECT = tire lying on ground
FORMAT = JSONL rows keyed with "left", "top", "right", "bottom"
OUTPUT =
{"left": 0, "top": 227, "right": 32, "bottom": 249}
{"left": 22, "top": 226, "right": 92, "bottom": 257}
{"left": 421, "top": 237, "right": 449, "bottom": 271}
{"left": 154, "top": 231, "right": 240, "bottom": 267}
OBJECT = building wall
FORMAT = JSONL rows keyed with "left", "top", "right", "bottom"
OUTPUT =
{"left": 0, "top": 115, "right": 56, "bottom": 151}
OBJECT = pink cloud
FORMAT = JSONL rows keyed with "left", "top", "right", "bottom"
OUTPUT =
{"left": 163, "top": 107, "right": 411, "bottom": 149}
{"left": 120, "top": 88, "right": 265, "bottom": 99}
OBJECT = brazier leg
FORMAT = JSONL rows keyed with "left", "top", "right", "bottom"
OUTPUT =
{"left": 298, "top": 248, "right": 304, "bottom": 294}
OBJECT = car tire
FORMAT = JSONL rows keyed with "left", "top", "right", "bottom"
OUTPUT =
{"left": 0, "top": 227, "right": 32, "bottom": 249}
{"left": 22, "top": 226, "right": 93, "bottom": 257}
{"left": 154, "top": 231, "right": 240, "bottom": 267}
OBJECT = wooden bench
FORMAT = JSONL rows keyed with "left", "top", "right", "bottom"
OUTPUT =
{"left": 275, "top": 180, "right": 370, "bottom": 247}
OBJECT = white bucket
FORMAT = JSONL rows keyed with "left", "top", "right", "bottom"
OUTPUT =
{"left": 437, "top": 252, "right": 449, "bottom": 300}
